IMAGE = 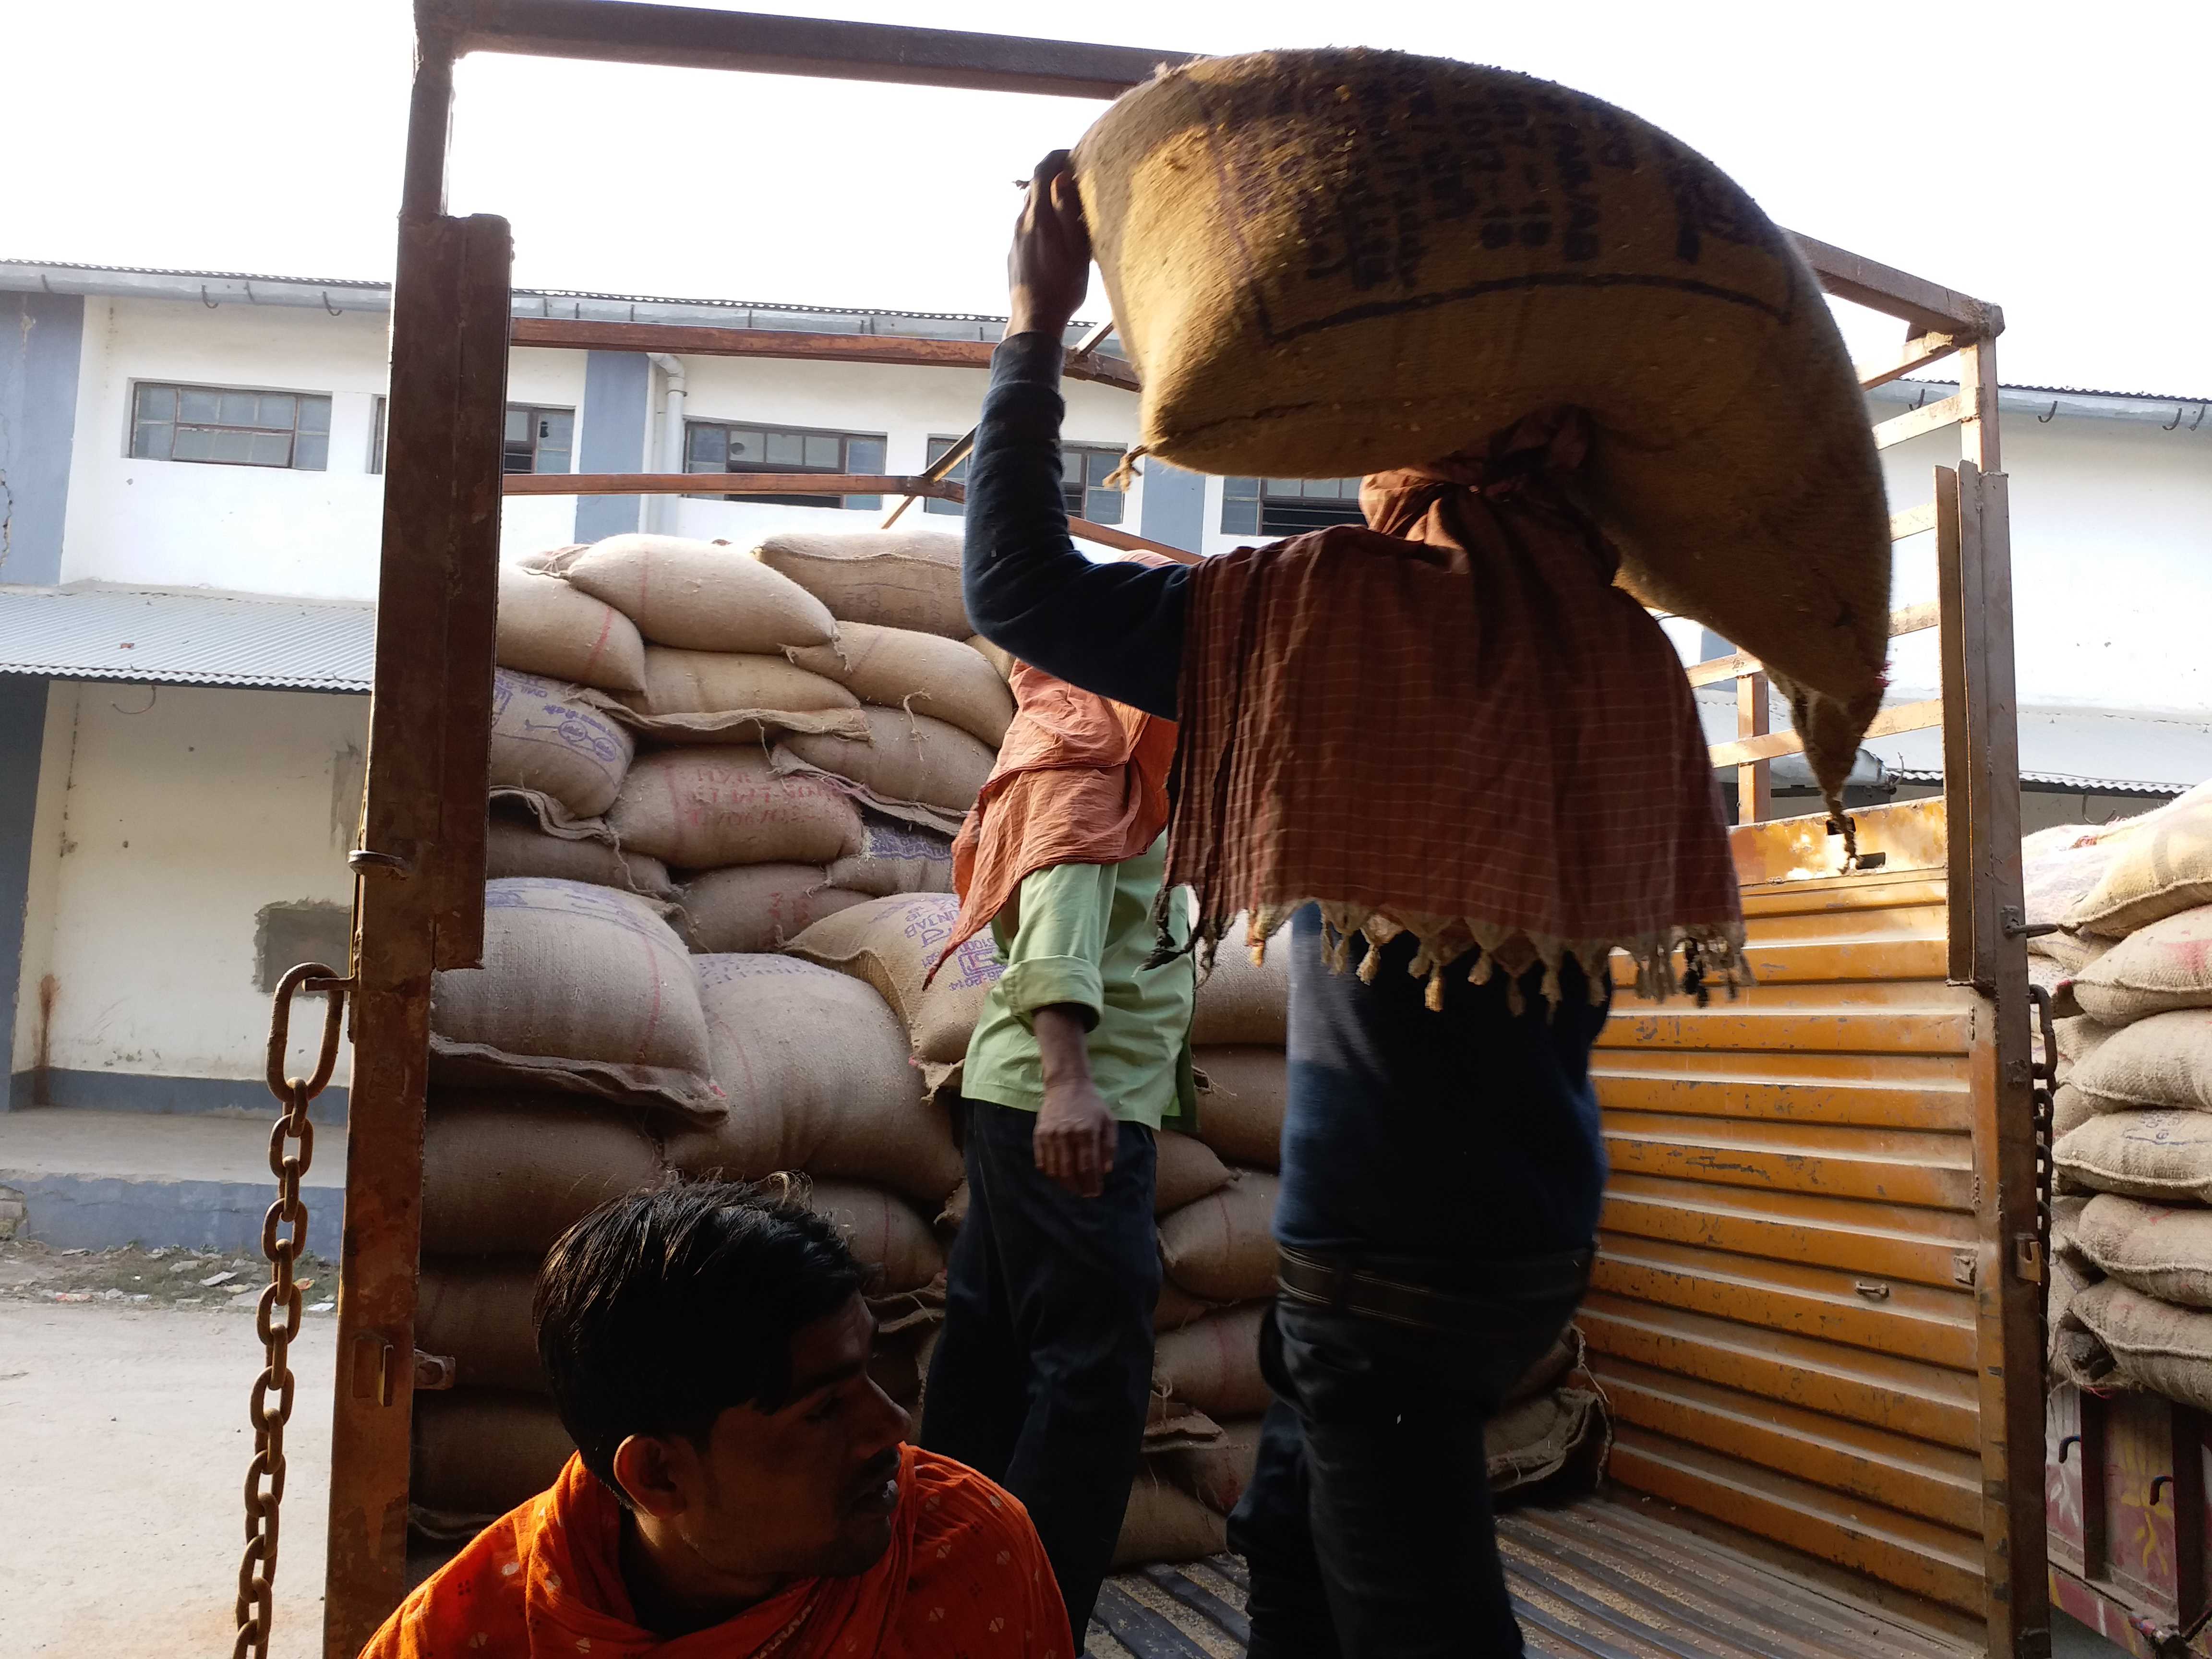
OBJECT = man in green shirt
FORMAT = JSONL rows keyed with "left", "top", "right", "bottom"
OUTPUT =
{"left": 920, "top": 658, "right": 1192, "bottom": 1642}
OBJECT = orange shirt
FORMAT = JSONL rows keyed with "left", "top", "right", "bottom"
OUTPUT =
{"left": 361, "top": 1445, "right": 1074, "bottom": 1659}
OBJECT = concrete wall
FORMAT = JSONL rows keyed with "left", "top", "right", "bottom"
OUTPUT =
{"left": 9, "top": 682, "right": 364, "bottom": 1111}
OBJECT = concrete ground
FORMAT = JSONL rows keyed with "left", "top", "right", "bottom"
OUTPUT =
{"left": 0, "top": 1296, "right": 335, "bottom": 1657}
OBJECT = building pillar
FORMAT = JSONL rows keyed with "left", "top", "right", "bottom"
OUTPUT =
{"left": 576, "top": 350, "right": 650, "bottom": 542}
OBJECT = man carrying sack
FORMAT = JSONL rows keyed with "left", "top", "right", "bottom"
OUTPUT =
{"left": 920, "top": 654, "right": 1193, "bottom": 1641}
{"left": 959, "top": 152, "right": 1745, "bottom": 1659}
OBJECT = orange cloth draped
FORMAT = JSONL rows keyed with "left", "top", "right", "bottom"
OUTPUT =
{"left": 936, "top": 657, "right": 1176, "bottom": 974}
{"left": 360, "top": 1444, "right": 1073, "bottom": 1659}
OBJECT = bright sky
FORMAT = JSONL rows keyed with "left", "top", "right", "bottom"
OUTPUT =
{"left": 11, "top": 0, "right": 2207, "bottom": 394}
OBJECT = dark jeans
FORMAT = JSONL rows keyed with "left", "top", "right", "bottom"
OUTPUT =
{"left": 1229, "top": 1269, "right": 1590, "bottom": 1659}
{"left": 920, "top": 1097, "right": 1161, "bottom": 1641}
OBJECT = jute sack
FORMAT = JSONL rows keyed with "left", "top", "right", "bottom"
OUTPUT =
{"left": 489, "top": 669, "right": 635, "bottom": 821}
{"left": 2053, "top": 1084, "right": 2095, "bottom": 1140}
{"left": 511, "top": 543, "right": 583, "bottom": 574}
{"left": 2054, "top": 1110, "right": 2212, "bottom": 1204}
{"left": 2070, "top": 792, "right": 2212, "bottom": 938}
{"left": 783, "top": 895, "right": 1004, "bottom": 1070}
{"left": 2049, "top": 1275, "right": 2116, "bottom": 1392}
{"left": 968, "top": 635, "right": 1016, "bottom": 682}
{"left": 430, "top": 878, "right": 722, "bottom": 1120}
{"left": 1114, "top": 1471, "right": 1227, "bottom": 1567}
{"left": 551, "top": 535, "right": 837, "bottom": 654}
{"left": 1159, "top": 1172, "right": 1282, "bottom": 1302}
{"left": 2073, "top": 909, "right": 2212, "bottom": 1024}
{"left": 1072, "top": 49, "right": 1890, "bottom": 769}
{"left": 751, "top": 530, "right": 970, "bottom": 640}
{"left": 2031, "top": 931, "right": 2109, "bottom": 979}
{"left": 1487, "top": 1387, "right": 1605, "bottom": 1494}
{"left": 680, "top": 865, "right": 869, "bottom": 954}
{"left": 1155, "top": 1279, "right": 1222, "bottom": 1334}
{"left": 2056, "top": 1014, "right": 2117, "bottom": 1086}
{"left": 775, "top": 707, "right": 997, "bottom": 830}
{"left": 1153, "top": 1302, "right": 1269, "bottom": 1419}
{"left": 484, "top": 812, "right": 673, "bottom": 900}
{"left": 496, "top": 562, "right": 647, "bottom": 694}
{"left": 2024, "top": 825, "right": 2119, "bottom": 930}
{"left": 2029, "top": 955, "right": 2079, "bottom": 1023}
{"left": 826, "top": 815, "right": 957, "bottom": 899}
{"left": 2072, "top": 1011, "right": 2212, "bottom": 1116}
{"left": 608, "top": 748, "right": 864, "bottom": 870}
{"left": 1154, "top": 1416, "right": 1264, "bottom": 1515}
{"left": 616, "top": 647, "right": 866, "bottom": 745}
{"left": 420, "top": 1094, "right": 663, "bottom": 1256}
{"left": 664, "top": 955, "right": 962, "bottom": 1205}
{"left": 2070, "top": 1279, "right": 2212, "bottom": 1411}
{"left": 2075, "top": 1194, "right": 2212, "bottom": 1309}
{"left": 412, "top": 1390, "right": 574, "bottom": 1521}
{"left": 1194, "top": 920, "right": 1290, "bottom": 1046}
{"left": 417, "top": 1259, "right": 544, "bottom": 1393}
{"left": 1157, "top": 1131, "right": 1235, "bottom": 1214}
{"left": 1191, "top": 1046, "right": 1286, "bottom": 1169}
{"left": 804, "top": 1179, "right": 945, "bottom": 1294}
{"left": 788, "top": 622, "right": 1017, "bottom": 749}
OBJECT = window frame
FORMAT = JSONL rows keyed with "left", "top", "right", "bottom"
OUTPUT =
{"left": 370, "top": 395, "right": 387, "bottom": 475}
{"left": 503, "top": 404, "right": 576, "bottom": 476}
{"left": 1220, "top": 475, "right": 1367, "bottom": 539}
{"left": 127, "top": 379, "right": 333, "bottom": 472}
{"left": 924, "top": 433, "right": 1128, "bottom": 525}
{"left": 683, "top": 419, "right": 889, "bottom": 510}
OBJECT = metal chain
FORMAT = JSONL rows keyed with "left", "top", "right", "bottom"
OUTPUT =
{"left": 2028, "top": 984, "right": 2058, "bottom": 1357}
{"left": 234, "top": 964, "right": 349, "bottom": 1659}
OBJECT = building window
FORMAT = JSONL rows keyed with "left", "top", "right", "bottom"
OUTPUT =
{"left": 505, "top": 405, "right": 574, "bottom": 474}
{"left": 370, "top": 396, "right": 386, "bottom": 474}
{"left": 685, "top": 421, "right": 887, "bottom": 509}
{"left": 1220, "top": 476, "right": 1366, "bottom": 538}
{"left": 923, "top": 435, "right": 1127, "bottom": 525}
{"left": 131, "top": 383, "right": 331, "bottom": 470}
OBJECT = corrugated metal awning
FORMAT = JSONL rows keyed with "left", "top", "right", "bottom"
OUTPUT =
{"left": 0, "top": 584, "right": 373, "bottom": 693}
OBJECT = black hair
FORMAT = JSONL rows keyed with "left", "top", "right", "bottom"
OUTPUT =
{"left": 533, "top": 1177, "right": 866, "bottom": 1495}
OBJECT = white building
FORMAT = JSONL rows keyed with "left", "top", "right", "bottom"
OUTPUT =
{"left": 1, "top": 256, "right": 2208, "bottom": 1119}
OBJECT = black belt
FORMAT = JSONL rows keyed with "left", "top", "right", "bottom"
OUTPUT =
{"left": 1275, "top": 1245, "right": 1593, "bottom": 1334}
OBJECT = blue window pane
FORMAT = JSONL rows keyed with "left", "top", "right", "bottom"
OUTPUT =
{"left": 298, "top": 395, "right": 331, "bottom": 436}
{"left": 764, "top": 431, "right": 805, "bottom": 465}
{"left": 248, "top": 432, "right": 292, "bottom": 467}
{"left": 687, "top": 424, "right": 726, "bottom": 465}
{"left": 135, "top": 384, "right": 176, "bottom": 421}
{"left": 172, "top": 426, "right": 217, "bottom": 462}
{"left": 846, "top": 436, "right": 885, "bottom": 473}
{"left": 843, "top": 494, "right": 882, "bottom": 511}
{"left": 257, "top": 394, "right": 297, "bottom": 431}
{"left": 132, "top": 420, "right": 174, "bottom": 460}
{"left": 179, "top": 387, "right": 222, "bottom": 421}
{"left": 1084, "top": 487, "right": 1124, "bottom": 526}
{"left": 218, "top": 391, "right": 260, "bottom": 426}
{"left": 292, "top": 432, "right": 328, "bottom": 471}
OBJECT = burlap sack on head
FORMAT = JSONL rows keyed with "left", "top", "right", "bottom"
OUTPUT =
{"left": 664, "top": 955, "right": 962, "bottom": 1205}
{"left": 788, "top": 622, "right": 1016, "bottom": 749}
{"left": 1154, "top": 1416, "right": 1264, "bottom": 1517}
{"left": 551, "top": 534, "right": 837, "bottom": 653}
{"left": 488, "top": 668, "right": 635, "bottom": 821}
{"left": 496, "top": 562, "right": 647, "bottom": 695}
{"left": 420, "top": 1093, "right": 664, "bottom": 1256}
{"left": 826, "top": 815, "right": 957, "bottom": 899}
{"left": 2075, "top": 1194, "right": 2212, "bottom": 1309}
{"left": 412, "top": 1390, "right": 577, "bottom": 1526}
{"left": 430, "top": 878, "right": 723, "bottom": 1120}
{"left": 967, "top": 635, "right": 1016, "bottom": 682}
{"left": 2072, "top": 1010, "right": 2212, "bottom": 1117}
{"left": 1114, "top": 1472, "right": 1228, "bottom": 1568}
{"left": 1072, "top": 48, "right": 1891, "bottom": 793}
{"left": 1191, "top": 1046, "right": 1286, "bottom": 1169}
{"left": 1192, "top": 917, "right": 1290, "bottom": 1046}
{"left": 783, "top": 894, "right": 1005, "bottom": 1074}
{"left": 2071, "top": 1279, "right": 2212, "bottom": 1411}
{"left": 751, "top": 529, "right": 970, "bottom": 639}
{"left": 1158, "top": 1172, "right": 1282, "bottom": 1302}
{"left": 1153, "top": 1302, "right": 1269, "bottom": 1419}
{"left": 2069, "top": 791, "right": 2212, "bottom": 938}
{"left": 2055, "top": 1110, "right": 2212, "bottom": 1204}
{"left": 1156, "top": 1131, "right": 1234, "bottom": 1214}
{"left": 417, "top": 1259, "right": 545, "bottom": 1393}
{"left": 608, "top": 748, "right": 865, "bottom": 870}
{"left": 774, "top": 707, "right": 998, "bottom": 834}
{"left": 484, "top": 810, "right": 674, "bottom": 900}
{"left": 613, "top": 646, "right": 867, "bottom": 745}
{"left": 2073, "top": 909, "right": 2212, "bottom": 1024}
{"left": 679, "top": 865, "right": 869, "bottom": 955}
{"left": 803, "top": 1179, "right": 945, "bottom": 1294}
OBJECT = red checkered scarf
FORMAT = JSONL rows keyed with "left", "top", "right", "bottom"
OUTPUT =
{"left": 1161, "top": 406, "right": 1744, "bottom": 1009}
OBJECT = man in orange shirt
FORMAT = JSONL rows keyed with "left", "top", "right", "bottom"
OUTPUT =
{"left": 361, "top": 1181, "right": 1074, "bottom": 1658}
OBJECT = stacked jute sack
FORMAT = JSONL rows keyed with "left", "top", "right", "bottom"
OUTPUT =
{"left": 2030, "top": 784, "right": 2212, "bottom": 1407}
{"left": 412, "top": 530, "right": 1002, "bottom": 1536}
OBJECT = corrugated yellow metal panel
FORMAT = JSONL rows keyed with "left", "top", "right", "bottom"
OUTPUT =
{"left": 1602, "top": 1177, "right": 1976, "bottom": 1287}
{"left": 1596, "top": 1058, "right": 1971, "bottom": 1132}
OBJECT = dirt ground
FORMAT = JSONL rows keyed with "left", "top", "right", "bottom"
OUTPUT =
{"left": 0, "top": 1240, "right": 337, "bottom": 1657}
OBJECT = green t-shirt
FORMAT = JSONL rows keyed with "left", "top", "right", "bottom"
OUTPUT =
{"left": 960, "top": 836, "right": 1197, "bottom": 1131}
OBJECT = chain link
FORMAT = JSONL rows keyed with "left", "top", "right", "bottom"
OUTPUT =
{"left": 2028, "top": 984, "right": 2059, "bottom": 1360}
{"left": 234, "top": 964, "right": 349, "bottom": 1659}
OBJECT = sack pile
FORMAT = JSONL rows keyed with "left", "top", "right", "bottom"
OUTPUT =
{"left": 415, "top": 532, "right": 1007, "bottom": 1536}
{"left": 2043, "top": 784, "right": 2212, "bottom": 1402}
